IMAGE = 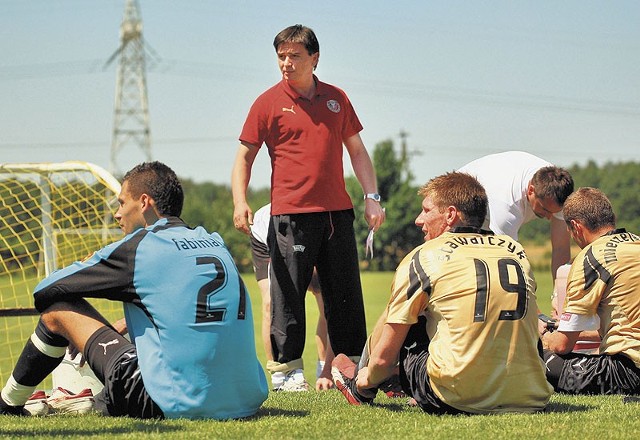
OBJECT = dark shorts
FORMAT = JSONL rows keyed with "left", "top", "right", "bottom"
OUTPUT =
{"left": 84, "top": 326, "right": 164, "bottom": 419}
{"left": 250, "top": 234, "right": 270, "bottom": 281}
{"left": 399, "top": 316, "right": 466, "bottom": 415}
{"left": 543, "top": 349, "right": 640, "bottom": 395}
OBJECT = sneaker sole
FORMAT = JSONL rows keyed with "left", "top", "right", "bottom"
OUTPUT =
{"left": 331, "top": 366, "right": 362, "bottom": 405}
{"left": 24, "top": 401, "right": 50, "bottom": 416}
{"left": 331, "top": 354, "right": 357, "bottom": 379}
{"left": 48, "top": 397, "right": 94, "bottom": 415}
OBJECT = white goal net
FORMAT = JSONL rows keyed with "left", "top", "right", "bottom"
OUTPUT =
{"left": 0, "top": 161, "right": 124, "bottom": 387}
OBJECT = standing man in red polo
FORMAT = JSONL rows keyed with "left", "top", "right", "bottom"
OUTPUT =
{"left": 231, "top": 24, "right": 385, "bottom": 391}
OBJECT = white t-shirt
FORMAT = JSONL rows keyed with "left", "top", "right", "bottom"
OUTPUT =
{"left": 458, "top": 151, "right": 562, "bottom": 240}
{"left": 250, "top": 203, "right": 271, "bottom": 245}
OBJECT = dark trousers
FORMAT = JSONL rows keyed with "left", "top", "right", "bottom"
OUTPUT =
{"left": 268, "top": 209, "right": 367, "bottom": 364}
{"left": 543, "top": 349, "right": 640, "bottom": 395}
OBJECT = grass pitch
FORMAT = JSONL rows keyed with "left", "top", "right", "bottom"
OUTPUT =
{"left": 5, "top": 272, "right": 633, "bottom": 440}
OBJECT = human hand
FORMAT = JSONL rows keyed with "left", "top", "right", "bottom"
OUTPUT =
{"left": 364, "top": 200, "right": 385, "bottom": 232}
{"left": 538, "top": 313, "right": 557, "bottom": 336}
{"left": 112, "top": 318, "right": 128, "bottom": 335}
{"left": 355, "top": 367, "right": 378, "bottom": 399}
{"left": 233, "top": 202, "right": 253, "bottom": 235}
{"left": 67, "top": 345, "right": 86, "bottom": 367}
{"left": 315, "top": 375, "right": 334, "bottom": 391}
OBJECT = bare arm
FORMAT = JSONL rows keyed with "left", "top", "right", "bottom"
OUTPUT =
{"left": 231, "top": 141, "right": 260, "bottom": 235}
{"left": 550, "top": 216, "right": 571, "bottom": 281}
{"left": 343, "top": 133, "right": 386, "bottom": 231}
{"left": 112, "top": 318, "right": 128, "bottom": 335}
{"left": 356, "top": 322, "right": 410, "bottom": 392}
{"left": 541, "top": 329, "right": 581, "bottom": 355}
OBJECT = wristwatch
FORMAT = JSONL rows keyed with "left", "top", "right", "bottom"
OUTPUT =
{"left": 364, "top": 193, "right": 381, "bottom": 202}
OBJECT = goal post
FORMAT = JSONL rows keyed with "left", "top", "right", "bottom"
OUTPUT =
{"left": 0, "top": 161, "right": 124, "bottom": 388}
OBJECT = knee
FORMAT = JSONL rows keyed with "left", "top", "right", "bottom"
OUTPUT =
{"left": 39, "top": 300, "right": 89, "bottom": 334}
{"left": 39, "top": 306, "right": 66, "bottom": 334}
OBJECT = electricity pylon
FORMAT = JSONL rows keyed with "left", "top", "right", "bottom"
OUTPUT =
{"left": 106, "top": 0, "right": 154, "bottom": 177}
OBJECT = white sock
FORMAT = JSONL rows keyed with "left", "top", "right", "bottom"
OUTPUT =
{"left": 1, "top": 375, "right": 36, "bottom": 407}
{"left": 271, "top": 371, "right": 285, "bottom": 388}
{"left": 316, "top": 360, "right": 325, "bottom": 378}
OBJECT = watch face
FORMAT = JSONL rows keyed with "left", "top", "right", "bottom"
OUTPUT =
{"left": 367, "top": 193, "right": 380, "bottom": 202}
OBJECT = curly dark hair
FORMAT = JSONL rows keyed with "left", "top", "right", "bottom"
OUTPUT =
{"left": 122, "top": 161, "right": 184, "bottom": 217}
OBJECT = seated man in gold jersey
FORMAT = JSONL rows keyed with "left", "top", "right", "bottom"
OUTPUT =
{"left": 332, "top": 171, "right": 552, "bottom": 414}
{"left": 541, "top": 187, "right": 640, "bottom": 396}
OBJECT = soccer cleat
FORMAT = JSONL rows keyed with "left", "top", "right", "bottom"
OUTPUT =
{"left": 331, "top": 354, "right": 357, "bottom": 380}
{"left": 274, "top": 369, "right": 309, "bottom": 392}
{"left": 378, "top": 374, "right": 406, "bottom": 398}
{"left": 47, "top": 387, "right": 95, "bottom": 415}
{"left": 0, "top": 394, "right": 27, "bottom": 416}
{"left": 24, "top": 390, "right": 50, "bottom": 416}
{"left": 331, "top": 354, "right": 374, "bottom": 405}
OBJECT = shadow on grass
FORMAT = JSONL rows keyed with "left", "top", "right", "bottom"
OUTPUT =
{"left": 544, "top": 401, "right": 593, "bottom": 413}
{"left": 0, "top": 421, "right": 182, "bottom": 437}
{"left": 252, "top": 407, "right": 309, "bottom": 418}
{"left": 371, "top": 400, "right": 593, "bottom": 415}
{"left": 373, "top": 401, "right": 414, "bottom": 412}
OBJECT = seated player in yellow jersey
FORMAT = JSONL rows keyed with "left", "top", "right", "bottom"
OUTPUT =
{"left": 541, "top": 187, "right": 640, "bottom": 396}
{"left": 332, "top": 171, "right": 552, "bottom": 414}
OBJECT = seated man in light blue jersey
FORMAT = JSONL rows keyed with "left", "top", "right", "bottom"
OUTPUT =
{"left": 0, "top": 161, "right": 268, "bottom": 419}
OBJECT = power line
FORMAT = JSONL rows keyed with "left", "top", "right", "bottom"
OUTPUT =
{"left": 0, "top": 137, "right": 235, "bottom": 150}
{"left": 1, "top": 58, "right": 637, "bottom": 117}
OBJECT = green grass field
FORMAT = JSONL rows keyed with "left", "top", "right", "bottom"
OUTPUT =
{"left": 4, "top": 272, "right": 639, "bottom": 439}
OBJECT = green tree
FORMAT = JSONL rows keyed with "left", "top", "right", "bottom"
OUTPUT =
{"left": 520, "top": 160, "right": 640, "bottom": 242}
{"left": 347, "top": 139, "right": 422, "bottom": 271}
{"left": 180, "top": 179, "right": 269, "bottom": 272}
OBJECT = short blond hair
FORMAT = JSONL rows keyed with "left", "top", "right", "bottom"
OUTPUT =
{"left": 418, "top": 172, "right": 487, "bottom": 228}
{"left": 563, "top": 187, "right": 616, "bottom": 232}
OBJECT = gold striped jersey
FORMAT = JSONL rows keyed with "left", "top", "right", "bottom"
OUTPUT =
{"left": 563, "top": 228, "right": 640, "bottom": 368}
{"left": 386, "top": 228, "right": 552, "bottom": 413}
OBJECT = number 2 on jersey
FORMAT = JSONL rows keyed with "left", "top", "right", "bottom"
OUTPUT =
{"left": 194, "top": 255, "right": 247, "bottom": 323}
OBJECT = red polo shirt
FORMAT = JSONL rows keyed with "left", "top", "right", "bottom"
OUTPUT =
{"left": 239, "top": 76, "right": 363, "bottom": 215}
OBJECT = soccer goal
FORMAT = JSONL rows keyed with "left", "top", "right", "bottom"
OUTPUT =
{"left": 0, "top": 161, "right": 124, "bottom": 388}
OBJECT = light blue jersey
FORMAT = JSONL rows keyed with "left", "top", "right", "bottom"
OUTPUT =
{"left": 34, "top": 217, "right": 268, "bottom": 419}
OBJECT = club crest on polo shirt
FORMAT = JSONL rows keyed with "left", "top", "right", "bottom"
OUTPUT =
{"left": 326, "top": 100, "right": 340, "bottom": 113}
{"left": 292, "top": 244, "right": 306, "bottom": 253}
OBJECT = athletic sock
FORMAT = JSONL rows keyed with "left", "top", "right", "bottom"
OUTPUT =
{"left": 1, "top": 319, "right": 67, "bottom": 406}
{"left": 316, "top": 360, "right": 325, "bottom": 378}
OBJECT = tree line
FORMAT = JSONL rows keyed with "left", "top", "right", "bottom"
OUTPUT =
{"left": 180, "top": 142, "right": 640, "bottom": 273}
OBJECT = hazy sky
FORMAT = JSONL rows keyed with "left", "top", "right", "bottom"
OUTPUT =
{"left": 1, "top": 1, "right": 638, "bottom": 189}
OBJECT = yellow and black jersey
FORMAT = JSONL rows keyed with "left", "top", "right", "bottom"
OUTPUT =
{"left": 563, "top": 228, "right": 640, "bottom": 368}
{"left": 387, "top": 227, "right": 552, "bottom": 413}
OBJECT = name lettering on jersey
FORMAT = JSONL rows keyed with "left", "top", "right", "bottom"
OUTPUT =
{"left": 603, "top": 232, "right": 640, "bottom": 264}
{"left": 172, "top": 237, "right": 223, "bottom": 251}
{"left": 439, "top": 235, "right": 526, "bottom": 259}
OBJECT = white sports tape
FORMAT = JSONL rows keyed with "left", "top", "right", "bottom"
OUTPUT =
{"left": 1, "top": 375, "right": 36, "bottom": 406}
{"left": 30, "top": 333, "right": 67, "bottom": 358}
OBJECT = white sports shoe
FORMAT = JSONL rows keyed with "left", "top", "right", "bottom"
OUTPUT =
{"left": 271, "top": 371, "right": 286, "bottom": 390}
{"left": 24, "top": 390, "right": 50, "bottom": 416}
{"left": 274, "top": 369, "right": 309, "bottom": 392}
{"left": 47, "top": 387, "right": 95, "bottom": 415}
